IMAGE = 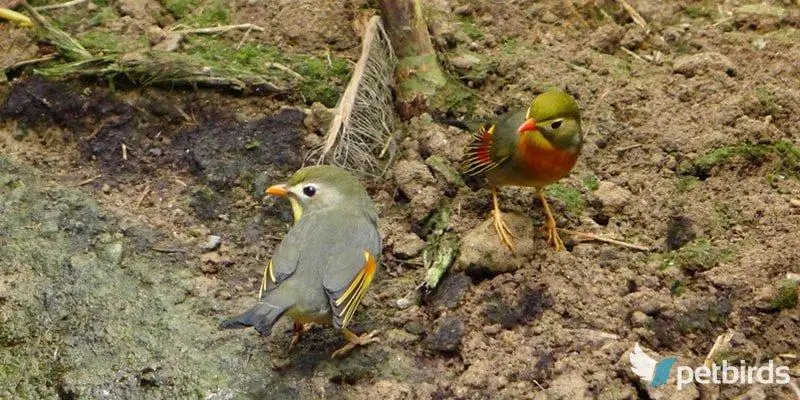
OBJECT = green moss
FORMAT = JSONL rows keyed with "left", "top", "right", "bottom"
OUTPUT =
{"left": 165, "top": 0, "right": 196, "bottom": 19}
{"left": 670, "top": 279, "right": 685, "bottom": 296}
{"left": 88, "top": 7, "right": 119, "bottom": 27}
{"left": 184, "top": 38, "right": 351, "bottom": 106}
{"left": 244, "top": 139, "right": 261, "bottom": 150}
{"left": 690, "top": 140, "right": 800, "bottom": 179}
{"left": 546, "top": 183, "right": 585, "bottom": 214}
{"left": 770, "top": 280, "right": 798, "bottom": 310}
{"left": 683, "top": 5, "right": 711, "bottom": 19}
{"left": 676, "top": 239, "right": 728, "bottom": 272}
{"left": 582, "top": 174, "right": 599, "bottom": 191}
{"left": 458, "top": 16, "right": 483, "bottom": 40}
{"left": 189, "top": 0, "right": 230, "bottom": 25}
{"left": 675, "top": 176, "right": 698, "bottom": 193}
{"left": 78, "top": 29, "right": 145, "bottom": 54}
{"left": 754, "top": 86, "right": 781, "bottom": 116}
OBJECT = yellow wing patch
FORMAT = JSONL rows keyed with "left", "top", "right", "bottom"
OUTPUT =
{"left": 334, "top": 250, "right": 377, "bottom": 328}
{"left": 258, "top": 259, "right": 276, "bottom": 299}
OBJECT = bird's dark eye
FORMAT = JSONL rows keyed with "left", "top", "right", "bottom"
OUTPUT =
{"left": 550, "top": 121, "right": 562, "bottom": 129}
{"left": 302, "top": 185, "right": 316, "bottom": 197}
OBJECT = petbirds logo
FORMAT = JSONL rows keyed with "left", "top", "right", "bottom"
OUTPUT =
{"left": 630, "top": 343, "right": 677, "bottom": 388}
{"left": 629, "top": 342, "right": 792, "bottom": 390}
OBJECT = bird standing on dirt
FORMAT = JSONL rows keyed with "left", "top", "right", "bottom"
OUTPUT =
{"left": 220, "top": 165, "right": 382, "bottom": 358}
{"left": 461, "top": 90, "right": 583, "bottom": 252}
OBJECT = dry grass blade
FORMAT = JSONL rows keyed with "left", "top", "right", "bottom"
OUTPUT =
{"left": 21, "top": 1, "right": 92, "bottom": 61}
{"left": 35, "top": 51, "right": 289, "bottom": 94}
{"left": 307, "top": 15, "right": 398, "bottom": 179}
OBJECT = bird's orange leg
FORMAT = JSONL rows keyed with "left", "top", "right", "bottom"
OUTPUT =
{"left": 289, "top": 322, "right": 313, "bottom": 349}
{"left": 491, "top": 186, "right": 516, "bottom": 254}
{"left": 538, "top": 188, "right": 565, "bottom": 251}
{"left": 331, "top": 328, "right": 380, "bottom": 359}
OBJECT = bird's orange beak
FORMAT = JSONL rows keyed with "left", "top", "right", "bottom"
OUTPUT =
{"left": 517, "top": 118, "right": 538, "bottom": 133}
{"left": 265, "top": 184, "right": 289, "bottom": 197}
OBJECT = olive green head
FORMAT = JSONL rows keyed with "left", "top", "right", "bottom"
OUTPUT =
{"left": 267, "top": 165, "right": 375, "bottom": 219}
{"left": 520, "top": 90, "right": 583, "bottom": 151}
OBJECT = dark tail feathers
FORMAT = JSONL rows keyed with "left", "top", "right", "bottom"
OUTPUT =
{"left": 432, "top": 114, "right": 487, "bottom": 132}
{"left": 219, "top": 302, "right": 286, "bottom": 336}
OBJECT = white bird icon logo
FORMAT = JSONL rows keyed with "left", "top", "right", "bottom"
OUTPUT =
{"left": 630, "top": 343, "right": 658, "bottom": 383}
{"left": 629, "top": 343, "right": 677, "bottom": 387}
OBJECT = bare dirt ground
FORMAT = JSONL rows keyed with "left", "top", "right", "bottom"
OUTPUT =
{"left": 1, "top": 0, "right": 800, "bottom": 399}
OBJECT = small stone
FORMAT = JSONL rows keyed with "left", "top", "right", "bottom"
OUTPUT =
{"left": 148, "top": 148, "right": 163, "bottom": 157}
{"left": 449, "top": 54, "right": 481, "bottom": 70}
{"left": 403, "top": 321, "right": 426, "bottom": 335}
{"left": 101, "top": 184, "right": 111, "bottom": 194}
{"left": 786, "top": 273, "right": 800, "bottom": 283}
{"left": 589, "top": 23, "right": 625, "bottom": 54}
{"left": 425, "top": 316, "right": 465, "bottom": 353}
{"left": 755, "top": 280, "right": 798, "bottom": 312}
{"left": 454, "top": 4, "right": 472, "bottom": 16}
{"left": 664, "top": 215, "right": 696, "bottom": 251}
{"left": 539, "top": 11, "right": 559, "bottom": 24}
{"left": 591, "top": 181, "right": 631, "bottom": 215}
{"left": 789, "top": 198, "right": 800, "bottom": 208}
{"left": 482, "top": 324, "right": 501, "bottom": 335}
{"left": 630, "top": 311, "right": 649, "bottom": 327}
{"left": 673, "top": 52, "right": 735, "bottom": 77}
{"left": 200, "top": 235, "right": 222, "bottom": 252}
{"left": 455, "top": 212, "right": 535, "bottom": 277}
{"left": 427, "top": 273, "right": 471, "bottom": 311}
{"left": 147, "top": 26, "right": 165, "bottom": 45}
{"left": 395, "top": 297, "right": 413, "bottom": 309}
{"left": 100, "top": 241, "right": 124, "bottom": 267}
{"left": 393, "top": 232, "right": 425, "bottom": 259}
{"left": 152, "top": 32, "right": 183, "bottom": 52}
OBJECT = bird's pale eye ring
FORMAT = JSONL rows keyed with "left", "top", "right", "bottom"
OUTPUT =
{"left": 302, "top": 185, "right": 317, "bottom": 197}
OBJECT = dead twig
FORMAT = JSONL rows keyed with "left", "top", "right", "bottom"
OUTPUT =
{"left": 170, "top": 23, "right": 265, "bottom": 35}
{"left": 135, "top": 184, "right": 151, "bottom": 208}
{"left": 704, "top": 331, "right": 734, "bottom": 368}
{"left": 616, "top": 0, "right": 647, "bottom": 28}
{"left": 616, "top": 143, "right": 643, "bottom": 152}
{"left": 235, "top": 25, "right": 253, "bottom": 50}
{"left": 265, "top": 62, "right": 304, "bottom": 80}
{"left": 34, "top": 0, "right": 87, "bottom": 11}
{"left": 77, "top": 175, "right": 101, "bottom": 186}
{"left": 6, "top": 54, "right": 58, "bottom": 71}
{"left": 620, "top": 46, "right": 647, "bottom": 63}
{"left": 151, "top": 246, "right": 186, "bottom": 253}
{"left": 121, "top": 143, "right": 128, "bottom": 161}
{"left": 788, "top": 379, "right": 800, "bottom": 400}
{"left": 557, "top": 228, "right": 650, "bottom": 251}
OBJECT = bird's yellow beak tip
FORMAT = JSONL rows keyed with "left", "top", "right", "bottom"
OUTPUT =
{"left": 517, "top": 118, "right": 538, "bottom": 133}
{"left": 266, "top": 184, "right": 289, "bottom": 196}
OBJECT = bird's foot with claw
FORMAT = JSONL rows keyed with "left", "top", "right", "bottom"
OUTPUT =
{"left": 331, "top": 329, "right": 380, "bottom": 359}
{"left": 492, "top": 211, "right": 516, "bottom": 254}
{"left": 543, "top": 222, "right": 565, "bottom": 252}
{"left": 289, "top": 322, "right": 313, "bottom": 349}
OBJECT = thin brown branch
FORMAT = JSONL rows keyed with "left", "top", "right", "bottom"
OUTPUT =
{"left": 34, "top": 0, "right": 87, "bottom": 11}
{"left": 170, "top": 23, "right": 265, "bottom": 34}
{"left": 557, "top": 228, "right": 650, "bottom": 251}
